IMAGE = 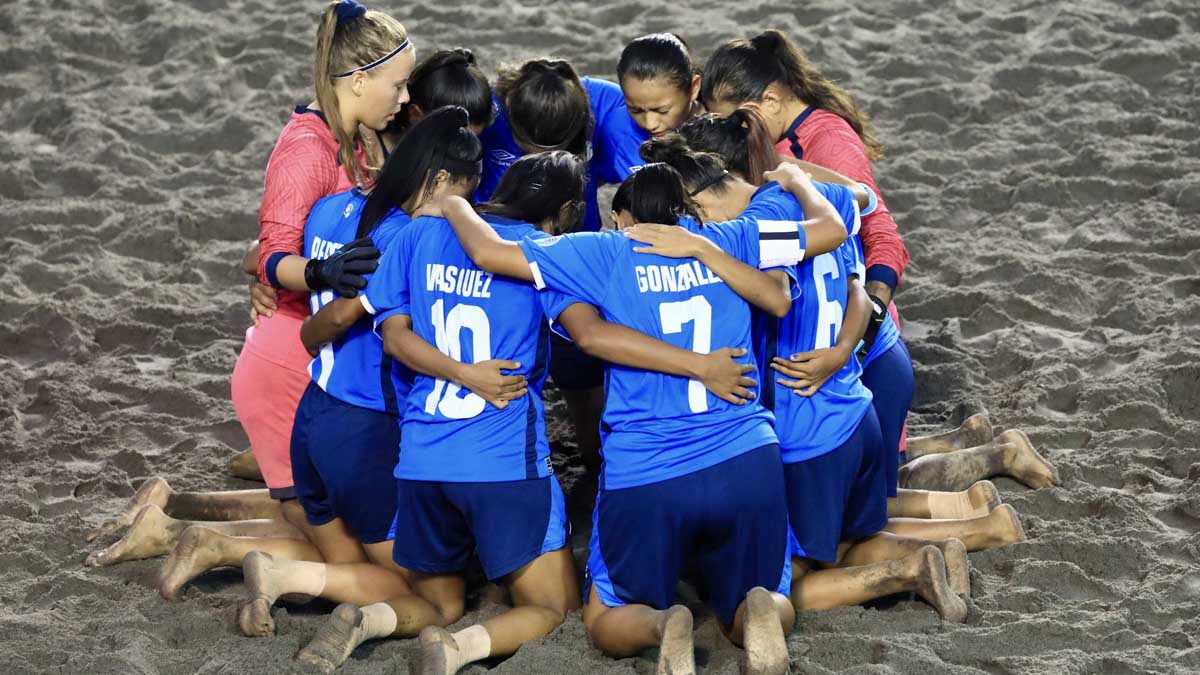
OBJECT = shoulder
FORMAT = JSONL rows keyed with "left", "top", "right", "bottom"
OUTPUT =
{"left": 802, "top": 111, "right": 867, "bottom": 152}
{"left": 583, "top": 77, "right": 625, "bottom": 116}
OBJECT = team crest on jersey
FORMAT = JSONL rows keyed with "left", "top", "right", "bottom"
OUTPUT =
{"left": 490, "top": 149, "right": 518, "bottom": 164}
{"left": 342, "top": 202, "right": 355, "bottom": 218}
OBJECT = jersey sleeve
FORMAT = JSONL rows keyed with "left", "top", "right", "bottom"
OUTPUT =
{"left": 360, "top": 226, "right": 414, "bottom": 328}
{"left": 813, "top": 181, "right": 863, "bottom": 237}
{"left": 585, "top": 77, "right": 647, "bottom": 185}
{"left": 257, "top": 128, "right": 340, "bottom": 282}
{"left": 516, "top": 232, "right": 615, "bottom": 307}
{"left": 804, "top": 130, "right": 909, "bottom": 289}
{"left": 708, "top": 197, "right": 809, "bottom": 270}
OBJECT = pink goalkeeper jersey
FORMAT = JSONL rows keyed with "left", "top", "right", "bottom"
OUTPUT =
{"left": 257, "top": 105, "right": 368, "bottom": 318}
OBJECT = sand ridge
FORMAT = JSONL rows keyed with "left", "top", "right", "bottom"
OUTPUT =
{"left": 2, "top": 0, "right": 1199, "bottom": 673}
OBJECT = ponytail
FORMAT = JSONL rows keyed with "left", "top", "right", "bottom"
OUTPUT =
{"left": 624, "top": 163, "right": 701, "bottom": 224}
{"left": 314, "top": 1, "right": 410, "bottom": 185}
{"left": 678, "top": 108, "right": 776, "bottom": 185}
{"left": 701, "top": 29, "right": 883, "bottom": 160}
{"left": 638, "top": 134, "right": 730, "bottom": 197}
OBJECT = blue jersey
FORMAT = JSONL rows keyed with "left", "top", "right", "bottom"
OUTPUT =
{"left": 517, "top": 215, "right": 812, "bottom": 490}
{"left": 361, "top": 214, "right": 576, "bottom": 483}
{"left": 304, "top": 190, "right": 412, "bottom": 414}
{"left": 477, "top": 77, "right": 648, "bottom": 232}
{"left": 842, "top": 234, "right": 901, "bottom": 366}
{"left": 736, "top": 183, "right": 874, "bottom": 463}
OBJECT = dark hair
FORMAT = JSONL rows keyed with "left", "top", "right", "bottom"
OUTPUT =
{"left": 617, "top": 33, "right": 695, "bottom": 93}
{"left": 611, "top": 176, "right": 634, "bottom": 214}
{"left": 677, "top": 108, "right": 777, "bottom": 185}
{"left": 625, "top": 163, "right": 700, "bottom": 224}
{"left": 478, "top": 151, "right": 587, "bottom": 231}
{"left": 638, "top": 134, "right": 731, "bottom": 197}
{"left": 386, "top": 48, "right": 494, "bottom": 135}
{"left": 496, "top": 59, "right": 593, "bottom": 155}
{"left": 359, "top": 106, "right": 481, "bottom": 236}
{"left": 701, "top": 30, "right": 883, "bottom": 160}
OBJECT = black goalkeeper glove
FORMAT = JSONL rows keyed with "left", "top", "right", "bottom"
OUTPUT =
{"left": 304, "top": 237, "right": 380, "bottom": 298}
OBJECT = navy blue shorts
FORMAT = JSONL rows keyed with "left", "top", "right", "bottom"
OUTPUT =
{"left": 586, "top": 444, "right": 791, "bottom": 627}
{"left": 391, "top": 476, "right": 568, "bottom": 581}
{"left": 860, "top": 339, "right": 914, "bottom": 497}
{"left": 785, "top": 407, "right": 888, "bottom": 562}
{"left": 289, "top": 382, "right": 400, "bottom": 544}
{"left": 548, "top": 333, "right": 604, "bottom": 391}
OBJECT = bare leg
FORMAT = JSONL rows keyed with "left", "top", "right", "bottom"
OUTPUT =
{"left": 726, "top": 587, "right": 794, "bottom": 675}
{"left": 561, "top": 386, "right": 605, "bottom": 474}
{"left": 228, "top": 449, "right": 264, "bottom": 482}
{"left": 157, "top": 525, "right": 323, "bottom": 600}
{"left": 417, "top": 547, "right": 581, "bottom": 674}
{"left": 839, "top": 533, "right": 970, "bottom": 596}
{"left": 791, "top": 547, "right": 967, "bottom": 622}
{"left": 883, "top": 504, "right": 1026, "bottom": 552}
{"left": 296, "top": 572, "right": 463, "bottom": 673}
{"left": 583, "top": 584, "right": 695, "bottom": 674}
{"left": 886, "top": 481, "right": 1002, "bottom": 520}
{"left": 239, "top": 548, "right": 412, "bottom": 637}
{"left": 905, "top": 413, "right": 992, "bottom": 461}
{"left": 86, "top": 504, "right": 302, "bottom": 567}
{"left": 900, "top": 431, "right": 1058, "bottom": 492}
{"left": 86, "top": 477, "right": 173, "bottom": 542}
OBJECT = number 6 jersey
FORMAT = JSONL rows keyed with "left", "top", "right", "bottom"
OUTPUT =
{"left": 360, "top": 214, "right": 576, "bottom": 483}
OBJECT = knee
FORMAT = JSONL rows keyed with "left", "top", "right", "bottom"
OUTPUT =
{"left": 434, "top": 598, "right": 465, "bottom": 626}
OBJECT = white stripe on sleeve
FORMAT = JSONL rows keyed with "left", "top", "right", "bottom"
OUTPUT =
{"left": 529, "top": 261, "right": 547, "bottom": 290}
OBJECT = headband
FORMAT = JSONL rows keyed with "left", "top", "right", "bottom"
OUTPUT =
{"left": 333, "top": 37, "right": 413, "bottom": 78}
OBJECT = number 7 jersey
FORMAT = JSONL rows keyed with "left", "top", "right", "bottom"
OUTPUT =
{"left": 517, "top": 222, "right": 794, "bottom": 491}
{"left": 360, "top": 214, "right": 576, "bottom": 483}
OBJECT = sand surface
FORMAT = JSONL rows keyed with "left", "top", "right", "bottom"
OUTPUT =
{"left": 3, "top": 0, "right": 1200, "bottom": 673}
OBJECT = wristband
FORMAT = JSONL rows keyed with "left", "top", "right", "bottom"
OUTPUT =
{"left": 264, "top": 251, "right": 290, "bottom": 289}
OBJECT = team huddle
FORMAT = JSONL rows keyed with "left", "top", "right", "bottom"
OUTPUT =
{"left": 83, "top": 2, "right": 1063, "bottom": 674}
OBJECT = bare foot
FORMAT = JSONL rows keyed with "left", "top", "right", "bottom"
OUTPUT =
{"left": 741, "top": 587, "right": 788, "bottom": 675}
{"left": 158, "top": 526, "right": 225, "bottom": 600}
{"left": 989, "top": 504, "right": 1027, "bottom": 547}
{"left": 86, "top": 504, "right": 182, "bottom": 566}
{"left": 228, "top": 449, "right": 264, "bottom": 482}
{"left": 86, "top": 477, "right": 174, "bottom": 543}
{"left": 910, "top": 546, "right": 967, "bottom": 623}
{"left": 935, "top": 538, "right": 971, "bottom": 597}
{"left": 296, "top": 603, "right": 368, "bottom": 673}
{"left": 959, "top": 413, "right": 993, "bottom": 448}
{"left": 998, "top": 430, "right": 1059, "bottom": 489}
{"left": 416, "top": 625, "right": 459, "bottom": 675}
{"left": 656, "top": 605, "right": 695, "bottom": 675}
{"left": 967, "top": 480, "right": 1002, "bottom": 515}
{"left": 239, "top": 551, "right": 278, "bottom": 637}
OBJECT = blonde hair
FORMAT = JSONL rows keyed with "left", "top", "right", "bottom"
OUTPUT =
{"left": 314, "top": 2, "right": 408, "bottom": 184}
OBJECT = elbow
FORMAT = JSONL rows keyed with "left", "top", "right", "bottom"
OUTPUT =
{"left": 572, "top": 330, "right": 599, "bottom": 356}
{"left": 767, "top": 296, "right": 791, "bottom": 319}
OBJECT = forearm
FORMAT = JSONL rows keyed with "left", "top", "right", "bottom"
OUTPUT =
{"left": 261, "top": 253, "right": 311, "bottom": 291}
{"left": 564, "top": 305, "right": 705, "bottom": 378}
{"left": 840, "top": 279, "right": 872, "bottom": 348}
{"left": 780, "top": 182, "right": 847, "bottom": 257}
{"left": 864, "top": 280, "right": 894, "bottom": 307}
{"left": 382, "top": 318, "right": 469, "bottom": 384}
{"left": 694, "top": 245, "right": 791, "bottom": 318}
{"left": 242, "top": 242, "right": 260, "bottom": 276}
{"left": 300, "top": 298, "right": 365, "bottom": 354}
{"left": 444, "top": 197, "right": 533, "bottom": 280}
{"left": 777, "top": 156, "right": 871, "bottom": 210}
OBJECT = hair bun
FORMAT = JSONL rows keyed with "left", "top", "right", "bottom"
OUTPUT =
{"left": 450, "top": 48, "right": 475, "bottom": 65}
{"left": 750, "top": 30, "right": 782, "bottom": 52}
{"left": 638, "top": 134, "right": 690, "bottom": 165}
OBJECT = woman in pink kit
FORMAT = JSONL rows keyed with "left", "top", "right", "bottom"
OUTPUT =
{"left": 238, "top": 0, "right": 414, "bottom": 503}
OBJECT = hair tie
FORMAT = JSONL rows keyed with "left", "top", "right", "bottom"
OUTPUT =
{"left": 334, "top": 0, "right": 367, "bottom": 26}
